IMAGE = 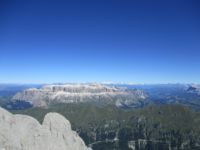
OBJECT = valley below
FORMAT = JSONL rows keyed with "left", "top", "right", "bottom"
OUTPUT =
{"left": 10, "top": 103, "right": 200, "bottom": 150}
{"left": 1, "top": 83, "right": 200, "bottom": 150}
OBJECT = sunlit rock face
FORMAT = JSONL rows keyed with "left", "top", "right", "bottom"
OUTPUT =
{"left": 12, "top": 83, "right": 147, "bottom": 107}
{"left": 0, "top": 107, "right": 91, "bottom": 150}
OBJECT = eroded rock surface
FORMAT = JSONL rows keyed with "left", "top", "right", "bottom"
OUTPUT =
{"left": 0, "top": 107, "right": 91, "bottom": 150}
{"left": 12, "top": 84, "right": 147, "bottom": 107}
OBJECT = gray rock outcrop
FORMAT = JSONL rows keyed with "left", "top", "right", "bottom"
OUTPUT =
{"left": 0, "top": 107, "right": 91, "bottom": 150}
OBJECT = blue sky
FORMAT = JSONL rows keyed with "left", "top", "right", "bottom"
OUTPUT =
{"left": 0, "top": 0, "right": 200, "bottom": 84}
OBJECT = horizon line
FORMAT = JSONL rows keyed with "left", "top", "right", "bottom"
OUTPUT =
{"left": 0, "top": 81, "right": 198, "bottom": 85}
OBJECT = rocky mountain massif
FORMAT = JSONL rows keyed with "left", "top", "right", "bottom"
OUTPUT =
{"left": 12, "top": 84, "right": 147, "bottom": 108}
{"left": 0, "top": 107, "right": 90, "bottom": 150}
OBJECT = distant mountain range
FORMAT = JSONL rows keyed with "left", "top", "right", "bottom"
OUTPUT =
{"left": 1, "top": 83, "right": 200, "bottom": 110}
{"left": 12, "top": 83, "right": 147, "bottom": 108}
{"left": 2, "top": 83, "right": 200, "bottom": 150}
{"left": 187, "top": 84, "right": 200, "bottom": 95}
{"left": 0, "top": 84, "right": 42, "bottom": 97}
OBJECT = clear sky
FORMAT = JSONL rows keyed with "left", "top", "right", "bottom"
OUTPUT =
{"left": 0, "top": 0, "right": 200, "bottom": 84}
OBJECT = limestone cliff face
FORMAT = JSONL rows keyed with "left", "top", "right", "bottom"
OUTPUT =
{"left": 12, "top": 84, "right": 147, "bottom": 107}
{"left": 0, "top": 107, "right": 91, "bottom": 150}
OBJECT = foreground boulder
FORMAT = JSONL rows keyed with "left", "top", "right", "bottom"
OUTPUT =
{"left": 0, "top": 107, "right": 91, "bottom": 150}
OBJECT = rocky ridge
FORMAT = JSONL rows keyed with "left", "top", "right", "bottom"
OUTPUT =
{"left": 0, "top": 107, "right": 91, "bottom": 150}
{"left": 12, "top": 84, "right": 147, "bottom": 107}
